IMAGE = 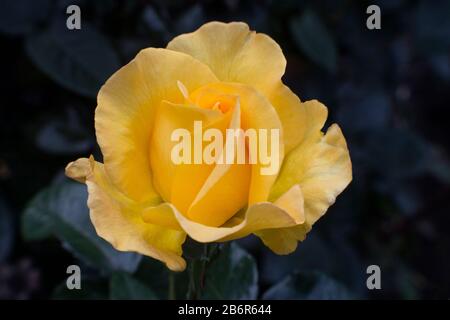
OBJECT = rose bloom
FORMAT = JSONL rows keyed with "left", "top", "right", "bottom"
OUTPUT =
{"left": 66, "top": 22, "right": 352, "bottom": 271}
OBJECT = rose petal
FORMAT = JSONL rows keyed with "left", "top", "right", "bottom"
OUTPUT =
{"left": 259, "top": 100, "right": 352, "bottom": 254}
{"left": 167, "top": 22, "right": 285, "bottom": 93}
{"left": 96, "top": 48, "right": 218, "bottom": 202}
{"left": 185, "top": 102, "right": 251, "bottom": 226}
{"left": 65, "top": 157, "right": 187, "bottom": 271}
{"left": 146, "top": 184, "right": 304, "bottom": 243}
{"left": 150, "top": 100, "right": 223, "bottom": 203}
{"left": 191, "top": 82, "right": 284, "bottom": 205}
{"left": 167, "top": 22, "right": 303, "bottom": 153}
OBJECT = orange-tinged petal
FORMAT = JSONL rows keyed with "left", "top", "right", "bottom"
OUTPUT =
{"left": 191, "top": 82, "right": 284, "bottom": 205}
{"left": 167, "top": 22, "right": 304, "bottom": 153}
{"left": 151, "top": 82, "right": 284, "bottom": 226}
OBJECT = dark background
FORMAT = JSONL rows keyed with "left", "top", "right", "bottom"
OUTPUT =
{"left": 1, "top": 0, "right": 449, "bottom": 299}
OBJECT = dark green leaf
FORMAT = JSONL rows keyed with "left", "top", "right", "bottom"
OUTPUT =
{"left": 134, "top": 257, "right": 189, "bottom": 299}
{"left": 183, "top": 237, "right": 208, "bottom": 260}
{"left": 415, "top": 0, "right": 450, "bottom": 54}
{"left": 110, "top": 272, "right": 158, "bottom": 300}
{"left": 25, "top": 22, "right": 120, "bottom": 97}
{"left": 22, "top": 186, "right": 55, "bottom": 241}
{"left": 260, "top": 233, "right": 367, "bottom": 296}
{"left": 22, "top": 180, "right": 141, "bottom": 273}
{"left": 364, "top": 128, "right": 428, "bottom": 181}
{"left": 290, "top": 9, "right": 337, "bottom": 73}
{"left": 337, "top": 89, "right": 391, "bottom": 134}
{"left": 174, "top": 4, "right": 205, "bottom": 34}
{"left": 0, "top": 0, "right": 51, "bottom": 36}
{"left": 201, "top": 243, "right": 258, "bottom": 300}
{"left": 142, "top": 6, "right": 167, "bottom": 33}
{"left": 263, "top": 271, "right": 352, "bottom": 300}
{"left": 429, "top": 54, "right": 450, "bottom": 81}
{"left": 36, "top": 108, "right": 93, "bottom": 155}
{"left": 426, "top": 147, "right": 450, "bottom": 184}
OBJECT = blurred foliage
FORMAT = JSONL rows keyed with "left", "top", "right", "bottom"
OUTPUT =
{"left": 201, "top": 243, "right": 258, "bottom": 299}
{"left": 263, "top": 271, "right": 352, "bottom": 300}
{"left": 1, "top": 0, "right": 450, "bottom": 299}
{"left": 22, "top": 179, "right": 142, "bottom": 273}
{"left": 289, "top": 8, "right": 337, "bottom": 73}
{"left": 109, "top": 272, "right": 158, "bottom": 300}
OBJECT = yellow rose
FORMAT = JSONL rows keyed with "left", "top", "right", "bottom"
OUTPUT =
{"left": 65, "top": 22, "right": 352, "bottom": 271}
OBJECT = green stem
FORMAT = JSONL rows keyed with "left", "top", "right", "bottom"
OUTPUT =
{"left": 199, "top": 243, "right": 209, "bottom": 289}
{"left": 186, "top": 243, "right": 217, "bottom": 299}
{"left": 187, "top": 259, "right": 198, "bottom": 299}
{"left": 168, "top": 272, "right": 176, "bottom": 300}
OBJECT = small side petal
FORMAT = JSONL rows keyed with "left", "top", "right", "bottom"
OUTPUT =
{"left": 255, "top": 224, "right": 311, "bottom": 255}
{"left": 65, "top": 158, "right": 91, "bottom": 183}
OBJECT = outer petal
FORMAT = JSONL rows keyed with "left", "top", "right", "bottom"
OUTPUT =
{"left": 259, "top": 100, "right": 352, "bottom": 254}
{"left": 96, "top": 48, "right": 218, "bottom": 203}
{"left": 167, "top": 22, "right": 285, "bottom": 92}
{"left": 65, "top": 158, "right": 187, "bottom": 271}
{"left": 143, "top": 184, "right": 305, "bottom": 243}
{"left": 266, "top": 83, "right": 306, "bottom": 153}
{"left": 254, "top": 223, "right": 311, "bottom": 255}
{"left": 167, "top": 22, "right": 303, "bottom": 153}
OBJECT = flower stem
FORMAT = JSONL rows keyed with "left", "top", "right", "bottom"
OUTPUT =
{"left": 168, "top": 271, "right": 176, "bottom": 300}
{"left": 186, "top": 258, "right": 199, "bottom": 299}
{"left": 186, "top": 243, "right": 219, "bottom": 299}
{"left": 199, "top": 243, "right": 209, "bottom": 289}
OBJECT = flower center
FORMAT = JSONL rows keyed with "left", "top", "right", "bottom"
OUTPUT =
{"left": 177, "top": 80, "right": 237, "bottom": 114}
